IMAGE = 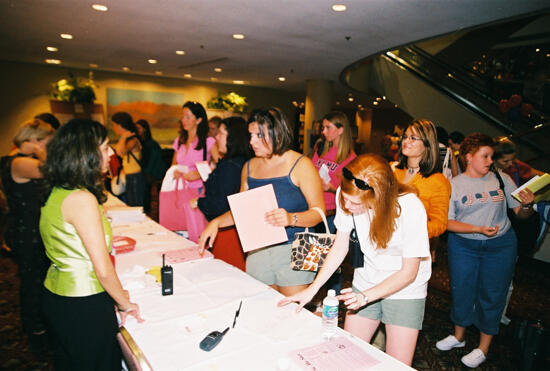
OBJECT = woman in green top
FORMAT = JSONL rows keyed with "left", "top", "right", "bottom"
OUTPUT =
{"left": 40, "top": 119, "right": 142, "bottom": 370}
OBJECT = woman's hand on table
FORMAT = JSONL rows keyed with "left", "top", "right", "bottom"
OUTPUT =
{"left": 117, "top": 302, "right": 144, "bottom": 325}
{"left": 198, "top": 219, "right": 219, "bottom": 254}
{"left": 277, "top": 287, "right": 316, "bottom": 313}
{"left": 338, "top": 288, "right": 368, "bottom": 310}
{"left": 265, "top": 208, "right": 291, "bottom": 227}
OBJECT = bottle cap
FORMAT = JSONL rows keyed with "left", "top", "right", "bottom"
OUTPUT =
{"left": 327, "top": 289, "right": 336, "bottom": 297}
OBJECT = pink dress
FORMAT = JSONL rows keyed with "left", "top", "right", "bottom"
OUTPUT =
{"left": 312, "top": 145, "right": 356, "bottom": 211}
{"left": 169, "top": 136, "right": 215, "bottom": 242}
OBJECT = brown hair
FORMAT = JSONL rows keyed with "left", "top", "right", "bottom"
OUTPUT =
{"left": 339, "top": 154, "right": 415, "bottom": 249}
{"left": 459, "top": 132, "right": 495, "bottom": 163}
{"left": 248, "top": 107, "right": 293, "bottom": 158}
{"left": 396, "top": 119, "right": 441, "bottom": 176}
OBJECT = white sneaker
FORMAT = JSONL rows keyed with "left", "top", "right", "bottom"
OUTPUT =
{"left": 461, "top": 348, "right": 486, "bottom": 368}
{"left": 436, "top": 335, "right": 465, "bottom": 351}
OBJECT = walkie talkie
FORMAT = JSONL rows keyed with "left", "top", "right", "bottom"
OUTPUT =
{"left": 161, "top": 254, "right": 173, "bottom": 296}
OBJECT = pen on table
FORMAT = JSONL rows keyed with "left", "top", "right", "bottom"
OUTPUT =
{"left": 232, "top": 300, "right": 242, "bottom": 328}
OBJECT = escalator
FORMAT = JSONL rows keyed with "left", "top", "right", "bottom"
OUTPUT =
{"left": 341, "top": 14, "right": 549, "bottom": 170}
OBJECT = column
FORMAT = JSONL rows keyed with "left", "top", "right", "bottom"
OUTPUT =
{"left": 304, "top": 80, "right": 333, "bottom": 154}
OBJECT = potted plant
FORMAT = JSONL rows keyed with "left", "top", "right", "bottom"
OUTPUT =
{"left": 207, "top": 92, "right": 248, "bottom": 113}
{"left": 50, "top": 71, "right": 99, "bottom": 119}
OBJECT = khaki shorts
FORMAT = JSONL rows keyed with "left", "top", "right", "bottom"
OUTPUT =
{"left": 352, "top": 286, "right": 426, "bottom": 330}
{"left": 246, "top": 243, "right": 315, "bottom": 287}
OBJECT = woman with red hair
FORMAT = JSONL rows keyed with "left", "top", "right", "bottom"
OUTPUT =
{"left": 279, "top": 154, "right": 431, "bottom": 366}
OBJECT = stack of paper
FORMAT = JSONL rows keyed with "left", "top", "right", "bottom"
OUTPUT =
{"left": 512, "top": 173, "right": 550, "bottom": 203}
{"left": 105, "top": 206, "right": 146, "bottom": 225}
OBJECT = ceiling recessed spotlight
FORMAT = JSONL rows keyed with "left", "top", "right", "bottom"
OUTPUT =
{"left": 348, "top": 97, "right": 354, "bottom": 102}
{"left": 155, "top": 71, "right": 163, "bottom": 75}
{"left": 232, "top": 34, "right": 245, "bottom": 40}
{"left": 278, "top": 76, "right": 286, "bottom": 82}
{"left": 184, "top": 73, "right": 192, "bottom": 78}
{"left": 382, "top": 96, "right": 386, "bottom": 100}
{"left": 148, "top": 59, "right": 158, "bottom": 64}
{"left": 332, "top": 4, "right": 347, "bottom": 12}
{"left": 211, "top": 77, "right": 218, "bottom": 81}
{"left": 89, "top": 63, "right": 98, "bottom": 68}
{"left": 394, "top": 104, "right": 398, "bottom": 108}
{"left": 176, "top": 50, "right": 185, "bottom": 55}
{"left": 45, "top": 59, "right": 61, "bottom": 64}
{"left": 46, "top": 46, "right": 58, "bottom": 52}
{"left": 233, "top": 80, "right": 244, "bottom": 84}
{"left": 91, "top": 4, "right": 108, "bottom": 12}
{"left": 122, "top": 66, "right": 131, "bottom": 71}
{"left": 336, "top": 101, "right": 341, "bottom": 105}
{"left": 60, "top": 33, "right": 73, "bottom": 40}
{"left": 214, "top": 67, "right": 222, "bottom": 72}
{"left": 535, "top": 48, "right": 540, "bottom": 52}
{"left": 373, "top": 101, "right": 379, "bottom": 106}
{"left": 376, "top": 97, "right": 382, "bottom": 101}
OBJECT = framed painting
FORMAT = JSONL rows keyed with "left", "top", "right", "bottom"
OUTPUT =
{"left": 106, "top": 88, "right": 185, "bottom": 147}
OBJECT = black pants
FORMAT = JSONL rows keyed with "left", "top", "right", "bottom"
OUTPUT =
{"left": 42, "top": 289, "right": 121, "bottom": 371}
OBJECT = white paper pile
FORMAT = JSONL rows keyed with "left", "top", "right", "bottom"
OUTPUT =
{"left": 105, "top": 206, "right": 146, "bottom": 225}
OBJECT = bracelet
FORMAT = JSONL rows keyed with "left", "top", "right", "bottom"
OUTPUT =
{"left": 117, "top": 304, "right": 132, "bottom": 312}
{"left": 291, "top": 213, "right": 298, "bottom": 226}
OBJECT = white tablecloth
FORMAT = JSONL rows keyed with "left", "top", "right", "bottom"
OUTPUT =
{"left": 107, "top": 195, "right": 414, "bottom": 371}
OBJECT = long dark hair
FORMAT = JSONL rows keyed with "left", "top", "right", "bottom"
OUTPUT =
{"left": 112, "top": 111, "right": 138, "bottom": 135}
{"left": 41, "top": 119, "right": 108, "bottom": 204}
{"left": 248, "top": 107, "right": 292, "bottom": 158}
{"left": 178, "top": 101, "right": 208, "bottom": 151}
{"left": 222, "top": 116, "right": 252, "bottom": 159}
{"left": 135, "top": 119, "right": 152, "bottom": 142}
{"left": 395, "top": 119, "right": 441, "bottom": 177}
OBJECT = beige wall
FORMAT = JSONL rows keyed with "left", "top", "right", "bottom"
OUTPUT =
{"left": 0, "top": 60, "right": 302, "bottom": 155}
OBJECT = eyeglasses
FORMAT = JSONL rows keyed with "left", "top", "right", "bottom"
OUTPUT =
{"left": 401, "top": 134, "right": 422, "bottom": 142}
{"left": 342, "top": 167, "right": 373, "bottom": 191}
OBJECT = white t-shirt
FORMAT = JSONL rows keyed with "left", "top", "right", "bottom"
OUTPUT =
{"left": 334, "top": 189, "right": 431, "bottom": 299}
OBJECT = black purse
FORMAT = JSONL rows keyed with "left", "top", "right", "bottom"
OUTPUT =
{"left": 494, "top": 170, "right": 541, "bottom": 256}
{"left": 348, "top": 215, "right": 364, "bottom": 268}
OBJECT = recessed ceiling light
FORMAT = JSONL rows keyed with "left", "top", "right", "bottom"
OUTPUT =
{"left": 176, "top": 50, "right": 186, "bottom": 55}
{"left": 373, "top": 101, "right": 379, "bottom": 105}
{"left": 60, "top": 33, "right": 73, "bottom": 40}
{"left": 91, "top": 4, "right": 108, "bottom": 12}
{"left": 184, "top": 73, "right": 192, "bottom": 78}
{"left": 336, "top": 101, "right": 341, "bottom": 105}
{"left": 332, "top": 4, "right": 347, "bottom": 12}
{"left": 210, "top": 77, "right": 218, "bottom": 81}
{"left": 348, "top": 97, "right": 354, "bottom": 102}
{"left": 214, "top": 67, "right": 222, "bottom": 72}
{"left": 232, "top": 34, "right": 245, "bottom": 40}
{"left": 89, "top": 63, "right": 98, "bottom": 68}
{"left": 535, "top": 48, "right": 540, "bottom": 52}
{"left": 278, "top": 76, "right": 286, "bottom": 82}
{"left": 122, "top": 66, "right": 131, "bottom": 71}
{"left": 394, "top": 104, "right": 398, "bottom": 108}
{"left": 155, "top": 71, "right": 163, "bottom": 75}
{"left": 376, "top": 97, "right": 382, "bottom": 101}
{"left": 46, "top": 46, "right": 58, "bottom": 52}
{"left": 148, "top": 59, "right": 158, "bottom": 64}
{"left": 382, "top": 96, "right": 386, "bottom": 100}
{"left": 233, "top": 80, "right": 244, "bottom": 84}
{"left": 45, "top": 59, "right": 61, "bottom": 64}
{"left": 547, "top": 53, "right": 550, "bottom": 58}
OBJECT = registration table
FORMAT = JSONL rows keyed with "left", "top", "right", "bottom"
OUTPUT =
{"left": 106, "top": 196, "right": 414, "bottom": 371}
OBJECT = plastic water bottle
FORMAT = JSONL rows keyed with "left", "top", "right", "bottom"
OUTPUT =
{"left": 322, "top": 289, "right": 339, "bottom": 340}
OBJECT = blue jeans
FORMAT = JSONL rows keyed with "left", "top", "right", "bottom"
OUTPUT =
{"left": 448, "top": 229, "right": 517, "bottom": 335}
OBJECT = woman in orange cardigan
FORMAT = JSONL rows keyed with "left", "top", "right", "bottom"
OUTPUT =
{"left": 393, "top": 119, "right": 451, "bottom": 262}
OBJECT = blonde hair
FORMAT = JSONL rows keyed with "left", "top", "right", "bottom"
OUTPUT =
{"left": 339, "top": 154, "right": 415, "bottom": 249}
{"left": 13, "top": 119, "right": 55, "bottom": 148}
{"left": 321, "top": 111, "right": 354, "bottom": 163}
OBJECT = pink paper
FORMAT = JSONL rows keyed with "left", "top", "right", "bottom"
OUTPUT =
{"left": 289, "top": 336, "right": 380, "bottom": 371}
{"left": 227, "top": 184, "right": 288, "bottom": 252}
{"left": 162, "top": 247, "right": 213, "bottom": 264}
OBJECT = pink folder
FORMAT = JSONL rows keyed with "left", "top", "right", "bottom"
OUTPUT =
{"left": 227, "top": 184, "right": 288, "bottom": 252}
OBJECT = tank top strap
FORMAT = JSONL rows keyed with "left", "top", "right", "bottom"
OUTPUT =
{"left": 288, "top": 155, "right": 304, "bottom": 176}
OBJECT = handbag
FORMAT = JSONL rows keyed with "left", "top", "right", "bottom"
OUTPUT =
{"left": 494, "top": 170, "right": 542, "bottom": 256}
{"left": 111, "top": 169, "right": 126, "bottom": 196}
{"left": 290, "top": 207, "right": 335, "bottom": 272}
{"left": 348, "top": 215, "right": 364, "bottom": 268}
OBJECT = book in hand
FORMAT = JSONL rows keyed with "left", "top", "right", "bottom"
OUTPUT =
{"left": 512, "top": 173, "right": 550, "bottom": 203}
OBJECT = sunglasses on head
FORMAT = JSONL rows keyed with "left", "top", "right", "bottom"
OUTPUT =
{"left": 342, "top": 167, "right": 373, "bottom": 191}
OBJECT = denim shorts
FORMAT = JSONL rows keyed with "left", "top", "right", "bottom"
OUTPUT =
{"left": 448, "top": 229, "right": 517, "bottom": 335}
{"left": 352, "top": 287, "right": 426, "bottom": 330}
{"left": 246, "top": 243, "right": 315, "bottom": 287}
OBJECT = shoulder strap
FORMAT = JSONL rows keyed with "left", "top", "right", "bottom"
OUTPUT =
{"left": 128, "top": 150, "right": 142, "bottom": 168}
{"left": 351, "top": 214, "right": 360, "bottom": 247}
{"left": 203, "top": 142, "right": 207, "bottom": 161}
{"left": 288, "top": 155, "right": 304, "bottom": 175}
{"left": 493, "top": 170, "right": 508, "bottom": 208}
